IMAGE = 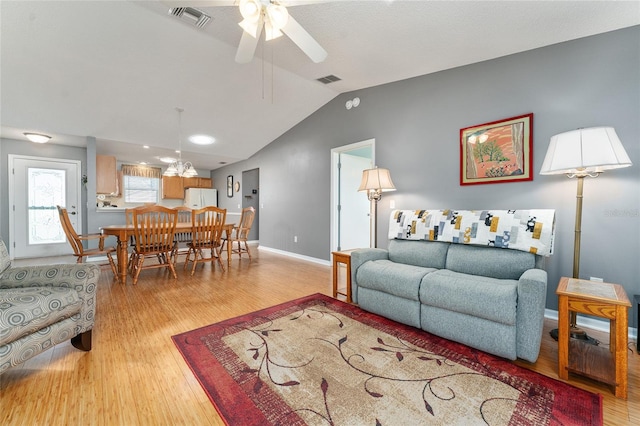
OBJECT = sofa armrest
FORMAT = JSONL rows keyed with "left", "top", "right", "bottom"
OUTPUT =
{"left": 350, "top": 248, "right": 389, "bottom": 303}
{"left": 516, "top": 268, "right": 547, "bottom": 362}
{"left": 0, "top": 263, "right": 100, "bottom": 333}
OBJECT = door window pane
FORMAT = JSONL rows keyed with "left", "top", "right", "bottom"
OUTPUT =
{"left": 28, "top": 168, "right": 66, "bottom": 245}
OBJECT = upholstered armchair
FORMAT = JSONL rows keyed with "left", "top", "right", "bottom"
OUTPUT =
{"left": 0, "top": 238, "right": 100, "bottom": 374}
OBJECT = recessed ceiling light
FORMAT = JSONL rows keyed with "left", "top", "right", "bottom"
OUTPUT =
{"left": 159, "top": 157, "right": 177, "bottom": 163}
{"left": 143, "top": 145, "right": 150, "bottom": 149}
{"left": 24, "top": 132, "right": 51, "bottom": 143}
{"left": 189, "top": 134, "right": 215, "bottom": 145}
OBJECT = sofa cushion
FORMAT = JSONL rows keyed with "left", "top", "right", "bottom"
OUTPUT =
{"left": 445, "top": 244, "right": 535, "bottom": 280}
{"left": 356, "top": 259, "right": 435, "bottom": 301}
{"left": 0, "top": 239, "right": 10, "bottom": 275}
{"left": 388, "top": 239, "right": 449, "bottom": 269}
{"left": 419, "top": 269, "right": 518, "bottom": 325}
{"left": 0, "top": 287, "right": 82, "bottom": 346}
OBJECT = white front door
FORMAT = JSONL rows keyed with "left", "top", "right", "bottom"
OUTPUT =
{"left": 9, "top": 155, "right": 82, "bottom": 259}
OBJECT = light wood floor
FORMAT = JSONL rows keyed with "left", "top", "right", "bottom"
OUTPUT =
{"left": 1, "top": 248, "right": 638, "bottom": 425}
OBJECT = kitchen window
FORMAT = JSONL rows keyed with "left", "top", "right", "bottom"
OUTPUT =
{"left": 121, "top": 164, "right": 162, "bottom": 203}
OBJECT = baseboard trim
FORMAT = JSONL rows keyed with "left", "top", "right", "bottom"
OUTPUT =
{"left": 257, "top": 246, "right": 330, "bottom": 266}
{"left": 544, "top": 309, "right": 637, "bottom": 342}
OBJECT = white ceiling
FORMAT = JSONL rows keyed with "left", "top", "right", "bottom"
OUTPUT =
{"left": 2, "top": 1, "right": 639, "bottom": 170}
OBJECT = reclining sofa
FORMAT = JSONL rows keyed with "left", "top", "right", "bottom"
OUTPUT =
{"left": 351, "top": 209, "right": 555, "bottom": 363}
{"left": 0, "top": 238, "right": 100, "bottom": 374}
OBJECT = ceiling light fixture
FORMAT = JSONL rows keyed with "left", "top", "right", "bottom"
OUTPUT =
{"left": 24, "top": 132, "right": 51, "bottom": 143}
{"left": 189, "top": 134, "right": 215, "bottom": 145}
{"left": 163, "top": 108, "right": 198, "bottom": 178}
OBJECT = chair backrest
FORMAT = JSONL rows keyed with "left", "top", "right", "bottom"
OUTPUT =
{"left": 175, "top": 206, "right": 192, "bottom": 223}
{"left": 191, "top": 206, "right": 227, "bottom": 247}
{"left": 173, "top": 206, "right": 193, "bottom": 243}
{"left": 236, "top": 207, "right": 255, "bottom": 240}
{"left": 57, "top": 205, "right": 83, "bottom": 256}
{"left": 131, "top": 205, "right": 178, "bottom": 254}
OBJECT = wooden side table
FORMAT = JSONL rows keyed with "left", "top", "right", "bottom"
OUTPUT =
{"left": 332, "top": 250, "right": 356, "bottom": 303}
{"left": 556, "top": 277, "right": 631, "bottom": 399}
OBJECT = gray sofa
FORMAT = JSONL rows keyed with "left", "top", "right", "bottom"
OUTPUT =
{"left": 351, "top": 239, "right": 547, "bottom": 362}
{"left": 0, "top": 238, "right": 100, "bottom": 374}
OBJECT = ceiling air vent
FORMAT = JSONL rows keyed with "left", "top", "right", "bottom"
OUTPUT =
{"left": 168, "top": 7, "right": 212, "bottom": 29}
{"left": 316, "top": 75, "right": 342, "bottom": 85}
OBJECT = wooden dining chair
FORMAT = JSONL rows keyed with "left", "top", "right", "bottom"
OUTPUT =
{"left": 184, "top": 206, "right": 227, "bottom": 275}
{"left": 221, "top": 206, "right": 255, "bottom": 262}
{"left": 130, "top": 205, "right": 178, "bottom": 285}
{"left": 57, "top": 205, "right": 119, "bottom": 283}
{"left": 172, "top": 206, "right": 192, "bottom": 265}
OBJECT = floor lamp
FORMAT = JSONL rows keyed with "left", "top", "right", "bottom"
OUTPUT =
{"left": 540, "top": 127, "right": 632, "bottom": 343}
{"left": 358, "top": 167, "right": 396, "bottom": 248}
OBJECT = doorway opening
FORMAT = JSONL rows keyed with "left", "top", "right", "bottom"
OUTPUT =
{"left": 241, "top": 168, "right": 259, "bottom": 242}
{"left": 330, "top": 139, "right": 374, "bottom": 253}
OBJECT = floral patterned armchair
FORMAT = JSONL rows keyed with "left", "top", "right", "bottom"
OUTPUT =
{"left": 0, "top": 238, "right": 100, "bottom": 374}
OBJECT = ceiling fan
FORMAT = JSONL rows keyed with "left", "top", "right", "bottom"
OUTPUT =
{"left": 234, "top": 0, "right": 328, "bottom": 64}
{"left": 172, "top": 0, "right": 329, "bottom": 64}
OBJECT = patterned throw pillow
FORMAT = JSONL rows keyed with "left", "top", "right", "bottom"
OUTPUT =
{"left": 0, "top": 238, "right": 11, "bottom": 275}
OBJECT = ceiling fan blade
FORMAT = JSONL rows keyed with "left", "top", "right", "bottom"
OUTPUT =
{"left": 281, "top": 15, "right": 327, "bottom": 63}
{"left": 235, "top": 27, "right": 262, "bottom": 63}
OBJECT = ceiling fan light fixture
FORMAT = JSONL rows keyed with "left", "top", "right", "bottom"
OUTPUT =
{"left": 267, "top": 3, "right": 289, "bottom": 30}
{"left": 239, "top": 0, "right": 261, "bottom": 21}
{"left": 264, "top": 22, "right": 283, "bottom": 41}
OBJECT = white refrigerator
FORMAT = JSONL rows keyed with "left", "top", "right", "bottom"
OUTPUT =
{"left": 184, "top": 188, "right": 218, "bottom": 209}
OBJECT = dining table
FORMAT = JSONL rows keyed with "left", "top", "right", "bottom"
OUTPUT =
{"left": 101, "top": 222, "right": 235, "bottom": 284}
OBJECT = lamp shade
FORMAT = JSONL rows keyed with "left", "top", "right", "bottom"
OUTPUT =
{"left": 358, "top": 168, "right": 396, "bottom": 192}
{"left": 540, "top": 127, "right": 632, "bottom": 175}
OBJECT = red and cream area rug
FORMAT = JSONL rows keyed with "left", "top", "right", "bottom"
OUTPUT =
{"left": 172, "top": 293, "right": 602, "bottom": 425}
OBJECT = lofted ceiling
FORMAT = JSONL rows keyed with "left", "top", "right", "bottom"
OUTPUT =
{"left": 1, "top": 1, "right": 639, "bottom": 171}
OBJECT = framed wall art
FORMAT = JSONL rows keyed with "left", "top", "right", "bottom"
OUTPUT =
{"left": 460, "top": 113, "right": 533, "bottom": 185}
{"left": 227, "top": 175, "right": 234, "bottom": 197}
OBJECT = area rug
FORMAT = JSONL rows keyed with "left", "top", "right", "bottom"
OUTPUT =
{"left": 172, "top": 293, "right": 602, "bottom": 425}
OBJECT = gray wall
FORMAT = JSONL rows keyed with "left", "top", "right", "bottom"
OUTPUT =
{"left": 212, "top": 27, "right": 640, "bottom": 320}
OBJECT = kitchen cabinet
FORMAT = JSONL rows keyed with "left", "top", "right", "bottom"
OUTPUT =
{"left": 162, "top": 176, "right": 184, "bottom": 199}
{"left": 183, "top": 177, "right": 212, "bottom": 189}
{"left": 96, "top": 155, "right": 117, "bottom": 194}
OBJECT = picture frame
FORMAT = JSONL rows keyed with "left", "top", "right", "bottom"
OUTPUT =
{"left": 227, "top": 175, "right": 233, "bottom": 197}
{"left": 460, "top": 113, "right": 533, "bottom": 185}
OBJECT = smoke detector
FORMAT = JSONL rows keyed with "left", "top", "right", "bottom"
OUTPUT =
{"left": 168, "top": 7, "right": 212, "bottom": 29}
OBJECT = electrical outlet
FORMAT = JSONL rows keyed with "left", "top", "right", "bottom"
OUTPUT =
{"left": 237, "top": 204, "right": 241, "bottom": 209}
{"left": 294, "top": 236, "right": 298, "bottom": 243}
{"left": 590, "top": 277, "right": 604, "bottom": 282}
{"left": 390, "top": 200, "right": 395, "bottom": 209}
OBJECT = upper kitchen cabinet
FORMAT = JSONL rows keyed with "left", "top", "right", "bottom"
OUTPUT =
{"left": 96, "top": 155, "right": 118, "bottom": 194}
{"left": 162, "top": 175, "right": 184, "bottom": 199}
{"left": 183, "top": 177, "right": 212, "bottom": 189}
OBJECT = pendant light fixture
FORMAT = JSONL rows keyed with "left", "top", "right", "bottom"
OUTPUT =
{"left": 163, "top": 107, "right": 198, "bottom": 178}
